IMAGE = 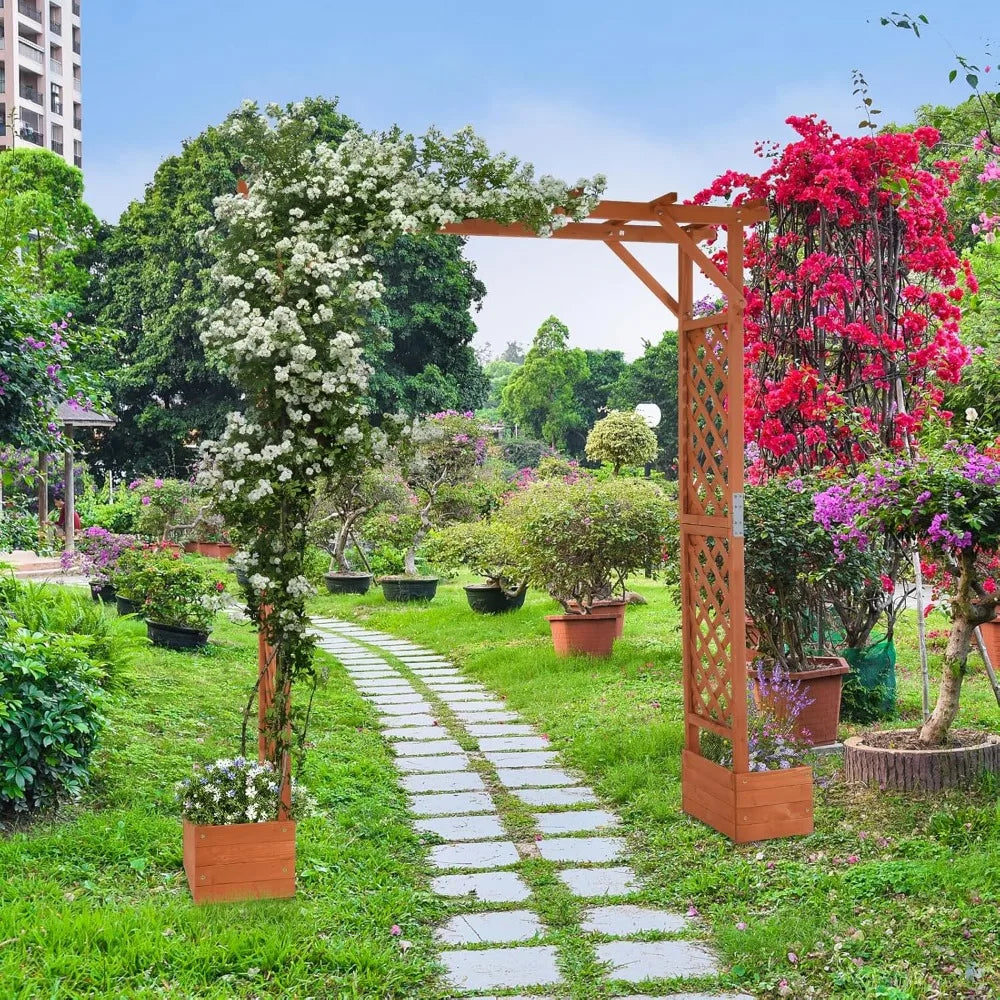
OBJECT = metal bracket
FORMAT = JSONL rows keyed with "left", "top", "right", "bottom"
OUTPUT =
{"left": 731, "top": 493, "right": 745, "bottom": 537}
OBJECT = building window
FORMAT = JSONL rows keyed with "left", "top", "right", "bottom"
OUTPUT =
{"left": 73, "top": 137, "right": 81, "bottom": 167}
{"left": 51, "top": 82, "right": 61, "bottom": 114}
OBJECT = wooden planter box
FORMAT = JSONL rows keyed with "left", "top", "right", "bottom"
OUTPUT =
{"left": 183, "top": 818, "right": 296, "bottom": 904}
{"left": 682, "top": 749, "right": 814, "bottom": 843}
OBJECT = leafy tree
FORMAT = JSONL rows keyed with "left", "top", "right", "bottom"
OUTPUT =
{"left": 500, "top": 316, "right": 589, "bottom": 449}
{"left": 564, "top": 348, "right": 627, "bottom": 456}
{"left": 499, "top": 340, "right": 525, "bottom": 363}
{"left": 0, "top": 148, "right": 97, "bottom": 301}
{"left": 482, "top": 358, "right": 520, "bottom": 413}
{"left": 585, "top": 409, "right": 658, "bottom": 474}
{"left": 608, "top": 331, "right": 679, "bottom": 474}
{"left": 93, "top": 96, "right": 489, "bottom": 475}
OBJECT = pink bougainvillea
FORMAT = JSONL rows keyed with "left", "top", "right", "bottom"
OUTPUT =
{"left": 693, "top": 115, "right": 972, "bottom": 478}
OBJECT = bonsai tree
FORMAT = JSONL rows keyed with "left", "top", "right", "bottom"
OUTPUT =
{"left": 397, "top": 411, "right": 491, "bottom": 576}
{"left": 310, "top": 466, "right": 408, "bottom": 575}
{"left": 129, "top": 477, "right": 196, "bottom": 541}
{"left": 814, "top": 442, "right": 1000, "bottom": 746}
{"left": 503, "top": 477, "right": 671, "bottom": 612}
{"left": 585, "top": 409, "right": 658, "bottom": 475}
{"left": 424, "top": 519, "right": 527, "bottom": 596}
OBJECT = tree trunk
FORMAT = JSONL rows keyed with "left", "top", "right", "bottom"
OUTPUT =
{"left": 405, "top": 495, "right": 434, "bottom": 576}
{"left": 334, "top": 518, "right": 353, "bottom": 573}
{"left": 919, "top": 618, "right": 970, "bottom": 747}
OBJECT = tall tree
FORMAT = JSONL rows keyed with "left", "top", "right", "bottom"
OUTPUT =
{"left": 565, "top": 348, "right": 626, "bottom": 455}
{"left": 499, "top": 340, "right": 525, "bottom": 363}
{"left": 500, "top": 316, "right": 589, "bottom": 449}
{"left": 608, "top": 331, "right": 679, "bottom": 474}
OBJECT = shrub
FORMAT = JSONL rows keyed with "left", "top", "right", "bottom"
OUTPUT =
{"left": 502, "top": 438, "right": 553, "bottom": 469}
{"left": 86, "top": 499, "right": 141, "bottom": 534}
{"left": 503, "top": 477, "right": 672, "bottom": 612}
{"left": 0, "top": 503, "right": 39, "bottom": 550}
{"left": 585, "top": 409, "right": 658, "bottom": 474}
{"left": 62, "top": 526, "right": 141, "bottom": 585}
{"left": 0, "top": 626, "right": 106, "bottom": 814}
{"left": 143, "top": 557, "right": 227, "bottom": 631}
{"left": 425, "top": 520, "right": 527, "bottom": 593}
{"left": 129, "top": 477, "right": 196, "bottom": 540}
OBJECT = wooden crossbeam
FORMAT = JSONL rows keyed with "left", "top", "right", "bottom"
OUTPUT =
{"left": 443, "top": 218, "right": 704, "bottom": 245}
{"left": 604, "top": 241, "right": 679, "bottom": 318}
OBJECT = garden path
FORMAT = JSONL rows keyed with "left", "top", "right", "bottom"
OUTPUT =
{"left": 310, "top": 616, "right": 753, "bottom": 1000}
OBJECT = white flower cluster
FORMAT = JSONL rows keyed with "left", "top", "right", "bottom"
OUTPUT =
{"left": 176, "top": 757, "right": 311, "bottom": 825}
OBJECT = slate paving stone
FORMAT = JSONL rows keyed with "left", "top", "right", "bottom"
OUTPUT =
{"left": 453, "top": 709, "right": 521, "bottom": 723}
{"left": 409, "top": 790, "right": 496, "bottom": 816}
{"left": 581, "top": 904, "right": 688, "bottom": 936}
{"left": 395, "top": 754, "right": 471, "bottom": 774}
{"left": 596, "top": 940, "right": 718, "bottom": 981}
{"left": 379, "top": 713, "right": 438, "bottom": 728}
{"left": 429, "top": 840, "right": 520, "bottom": 870}
{"left": 558, "top": 866, "right": 641, "bottom": 898}
{"left": 496, "top": 768, "right": 578, "bottom": 788}
{"left": 432, "top": 870, "right": 533, "bottom": 903}
{"left": 444, "top": 700, "right": 509, "bottom": 713}
{"left": 466, "top": 723, "right": 537, "bottom": 738}
{"left": 356, "top": 682, "right": 415, "bottom": 693}
{"left": 377, "top": 701, "right": 434, "bottom": 716}
{"left": 370, "top": 693, "right": 425, "bottom": 705}
{"left": 536, "top": 836, "right": 626, "bottom": 863}
{"left": 440, "top": 946, "right": 561, "bottom": 991}
{"left": 344, "top": 670, "right": 398, "bottom": 679}
{"left": 393, "top": 740, "right": 464, "bottom": 757}
{"left": 534, "top": 809, "right": 619, "bottom": 834}
{"left": 415, "top": 814, "right": 506, "bottom": 842}
{"left": 401, "top": 771, "right": 485, "bottom": 794}
{"left": 435, "top": 909, "right": 544, "bottom": 946}
{"left": 478, "top": 736, "right": 550, "bottom": 752}
{"left": 513, "top": 786, "right": 599, "bottom": 807}
{"left": 437, "top": 691, "right": 495, "bottom": 703}
{"left": 383, "top": 725, "right": 449, "bottom": 740}
{"left": 484, "top": 751, "right": 559, "bottom": 768}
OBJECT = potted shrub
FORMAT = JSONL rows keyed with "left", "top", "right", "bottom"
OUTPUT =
{"left": 109, "top": 545, "right": 157, "bottom": 616}
{"left": 503, "top": 477, "right": 672, "bottom": 656}
{"left": 143, "top": 557, "right": 227, "bottom": 649}
{"left": 816, "top": 443, "right": 1000, "bottom": 789}
{"left": 62, "top": 526, "right": 139, "bottom": 603}
{"left": 425, "top": 520, "right": 528, "bottom": 614}
{"left": 177, "top": 757, "right": 299, "bottom": 904}
{"left": 584, "top": 408, "right": 658, "bottom": 475}
{"left": 130, "top": 477, "right": 196, "bottom": 543}
{"left": 382, "top": 411, "right": 493, "bottom": 602}
{"left": 310, "top": 466, "right": 406, "bottom": 595}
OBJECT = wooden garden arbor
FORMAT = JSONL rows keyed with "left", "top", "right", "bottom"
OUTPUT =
{"left": 444, "top": 194, "right": 814, "bottom": 843}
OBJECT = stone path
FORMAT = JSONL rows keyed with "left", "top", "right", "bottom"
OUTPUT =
{"left": 310, "top": 616, "right": 752, "bottom": 1000}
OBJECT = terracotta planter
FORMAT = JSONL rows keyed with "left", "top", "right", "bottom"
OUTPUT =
{"left": 568, "top": 600, "right": 626, "bottom": 637}
{"left": 325, "top": 572, "right": 373, "bottom": 595}
{"left": 380, "top": 577, "right": 439, "bottom": 603}
{"left": 981, "top": 616, "right": 1000, "bottom": 674}
{"left": 215, "top": 543, "right": 235, "bottom": 560}
{"left": 547, "top": 612, "right": 618, "bottom": 657}
{"left": 682, "top": 749, "right": 814, "bottom": 843}
{"left": 464, "top": 583, "right": 527, "bottom": 614}
{"left": 147, "top": 620, "right": 210, "bottom": 650}
{"left": 183, "top": 541, "right": 200, "bottom": 554}
{"left": 754, "top": 656, "right": 851, "bottom": 746}
{"left": 183, "top": 818, "right": 296, "bottom": 904}
{"left": 845, "top": 731, "right": 1000, "bottom": 792}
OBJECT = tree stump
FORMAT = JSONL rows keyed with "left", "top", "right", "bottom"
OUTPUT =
{"left": 844, "top": 732, "right": 1000, "bottom": 792}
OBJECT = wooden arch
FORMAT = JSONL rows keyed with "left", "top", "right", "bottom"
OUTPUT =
{"left": 445, "top": 194, "right": 814, "bottom": 843}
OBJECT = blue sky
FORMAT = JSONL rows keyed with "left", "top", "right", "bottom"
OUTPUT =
{"left": 84, "top": 0, "right": 994, "bottom": 357}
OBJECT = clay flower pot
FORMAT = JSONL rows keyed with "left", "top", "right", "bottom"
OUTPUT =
{"left": 324, "top": 572, "right": 373, "bottom": 595}
{"left": 547, "top": 612, "right": 618, "bottom": 657}
{"left": 567, "top": 600, "right": 626, "bottom": 637}
{"left": 215, "top": 543, "right": 236, "bottom": 560}
{"left": 755, "top": 656, "right": 851, "bottom": 746}
{"left": 464, "top": 583, "right": 527, "bottom": 614}
{"left": 981, "top": 614, "right": 1000, "bottom": 674}
{"left": 183, "top": 818, "right": 296, "bottom": 904}
{"left": 183, "top": 541, "right": 200, "bottom": 554}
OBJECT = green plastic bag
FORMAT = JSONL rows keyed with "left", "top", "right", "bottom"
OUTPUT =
{"left": 841, "top": 638, "right": 897, "bottom": 722}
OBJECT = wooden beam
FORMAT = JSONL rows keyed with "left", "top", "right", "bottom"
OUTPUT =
{"left": 656, "top": 213, "right": 744, "bottom": 306}
{"left": 656, "top": 200, "right": 770, "bottom": 226}
{"left": 445, "top": 219, "right": 685, "bottom": 245}
{"left": 605, "top": 241, "right": 679, "bottom": 318}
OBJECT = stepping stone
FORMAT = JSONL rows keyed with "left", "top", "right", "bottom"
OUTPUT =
{"left": 377, "top": 702, "right": 434, "bottom": 716}
{"left": 370, "top": 693, "right": 425, "bottom": 705}
{"left": 435, "top": 909, "right": 544, "bottom": 946}
{"left": 581, "top": 904, "right": 688, "bottom": 936}
{"left": 558, "top": 866, "right": 641, "bottom": 898}
{"left": 484, "top": 751, "right": 559, "bottom": 768}
{"left": 536, "top": 836, "right": 625, "bottom": 863}
{"left": 429, "top": 840, "right": 520, "bottom": 870}
{"left": 441, "top": 945, "right": 560, "bottom": 991}
{"left": 424, "top": 684, "right": 488, "bottom": 694}
{"left": 408, "top": 668, "right": 460, "bottom": 676}
{"left": 383, "top": 725, "right": 449, "bottom": 741}
{"left": 437, "top": 691, "right": 495, "bottom": 703}
{"left": 379, "top": 714, "right": 438, "bottom": 728}
{"left": 415, "top": 814, "right": 506, "bottom": 842}
{"left": 395, "top": 754, "right": 470, "bottom": 774}
{"left": 534, "top": 809, "right": 619, "bottom": 834}
{"left": 466, "top": 723, "right": 537, "bottom": 738}
{"left": 596, "top": 940, "right": 718, "bottom": 981}
{"left": 446, "top": 700, "right": 509, "bottom": 713}
{"left": 401, "top": 771, "right": 485, "bottom": 794}
{"left": 478, "top": 736, "right": 550, "bottom": 752}
{"left": 496, "top": 768, "right": 577, "bottom": 788}
{"left": 514, "top": 786, "right": 598, "bottom": 807}
{"left": 453, "top": 709, "right": 521, "bottom": 723}
{"left": 431, "top": 870, "right": 532, "bottom": 902}
{"left": 393, "top": 740, "right": 464, "bottom": 757}
{"left": 356, "top": 679, "right": 414, "bottom": 690}
{"left": 345, "top": 671, "right": 398, "bottom": 679}
{"left": 409, "top": 790, "right": 496, "bottom": 816}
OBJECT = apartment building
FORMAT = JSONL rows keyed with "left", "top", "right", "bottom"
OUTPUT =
{"left": 0, "top": 0, "right": 82, "bottom": 169}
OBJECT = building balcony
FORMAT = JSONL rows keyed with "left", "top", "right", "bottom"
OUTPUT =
{"left": 50, "top": 57, "right": 63, "bottom": 74}
{"left": 17, "top": 1, "right": 41, "bottom": 23}
{"left": 50, "top": 19, "right": 61, "bottom": 35}
{"left": 51, "top": 99, "right": 63, "bottom": 115}
{"left": 72, "top": 80, "right": 80, "bottom": 95}
{"left": 20, "top": 125, "right": 43, "bottom": 145}
{"left": 73, "top": 116, "right": 81, "bottom": 130}
{"left": 18, "top": 39, "right": 44, "bottom": 65}
{"left": 19, "top": 84, "right": 42, "bottom": 105}
{"left": 72, "top": 1, "right": 79, "bottom": 15}
{"left": 72, "top": 40, "right": 80, "bottom": 54}
{"left": 51, "top": 139, "right": 63, "bottom": 154}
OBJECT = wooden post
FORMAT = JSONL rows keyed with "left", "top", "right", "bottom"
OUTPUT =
{"left": 257, "top": 606, "right": 292, "bottom": 818}
{"left": 37, "top": 451, "right": 49, "bottom": 551}
{"left": 63, "top": 427, "right": 75, "bottom": 555}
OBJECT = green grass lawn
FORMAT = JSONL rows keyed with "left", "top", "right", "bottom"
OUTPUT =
{"left": 0, "top": 605, "right": 443, "bottom": 999}
{"left": 310, "top": 576, "right": 1000, "bottom": 1000}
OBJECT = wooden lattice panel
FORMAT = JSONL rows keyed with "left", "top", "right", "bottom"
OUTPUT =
{"left": 683, "top": 326, "right": 730, "bottom": 519}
